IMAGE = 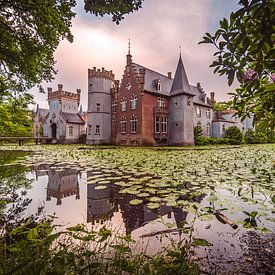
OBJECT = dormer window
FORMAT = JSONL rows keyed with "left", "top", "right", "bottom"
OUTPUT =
{"left": 157, "top": 80, "right": 161, "bottom": 92}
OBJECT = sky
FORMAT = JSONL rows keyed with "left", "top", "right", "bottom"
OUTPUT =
{"left": 32, "top": 0, "right": 240, "bottom": 110}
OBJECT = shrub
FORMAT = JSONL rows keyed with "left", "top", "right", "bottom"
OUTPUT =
{"left": 245, "top": 129, "right": 268, "bottom": 144}
{"left": 224, "top": 126, "right": 243, "bottom": 145}
{"left": 78, "top": 134, "right": 87, "bottom": 144}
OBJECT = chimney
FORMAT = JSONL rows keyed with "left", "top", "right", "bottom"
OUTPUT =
{"left": 76, "top": 88, "right": 81, "bottom": 94}
{"left": 167, "top": 72, "right": 172, "bottom": 79}
{"left": 210, "top": 92, "right": 215, "bottom": 103}
{"left": 47, "top": 87, "right": 52, "bottom": 92}
{"left": 58, "top": 84, "right": 63, "bottom": 91}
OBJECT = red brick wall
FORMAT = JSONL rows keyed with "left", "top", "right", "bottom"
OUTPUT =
{"left": 112, "top": 60, "right": 169, "bottom": 145}
{"left": 114, "top": 64, "right": 143, "bottom": 145}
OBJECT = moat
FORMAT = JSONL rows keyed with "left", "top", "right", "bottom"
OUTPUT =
{"left": 1, "top": 144, "right": 274, "bottom": 273}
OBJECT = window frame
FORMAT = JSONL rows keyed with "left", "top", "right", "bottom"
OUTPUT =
{"left": 155, "top": 116, "right": 160, "bottom": 133}
{"left": 130, "top": 116, "right": 137, "bottom": 133}
{"left": 95, "top": 125, "right": 100, "bottom": 135}
{"left": 120, "top": 118, "right": 127, "bottom": 134}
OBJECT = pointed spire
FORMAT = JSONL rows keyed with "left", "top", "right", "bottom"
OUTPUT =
{"left": 128, "top": 38, "right": 131, "bottom": 55}
{"left": 126, "top": 38, "right": 132, "bottom": 66}
{"left": 170, "top": 54, "right": 192, "bottom": 96}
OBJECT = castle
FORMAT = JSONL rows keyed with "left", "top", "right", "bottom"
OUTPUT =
{"left": 34, "top": 84, "right": 86, "bottom": 143}
{"left": 34, "top": 45, "right": 253, "bottom": 145}
{"left": 86, "top": 46, "right": 253, "bottom": 145}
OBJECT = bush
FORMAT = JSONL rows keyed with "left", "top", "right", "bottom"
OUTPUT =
{"left": 224, "top": 126, "right": 243, "bottom": 145}
{"left": 267, "top": 131, "right": 275, "bottom": 143}
{"left": 78, "top": 134, "right": 87, "bottom": 144}
{"left": 245, "top": 129, "right": 268, "bottom": 144}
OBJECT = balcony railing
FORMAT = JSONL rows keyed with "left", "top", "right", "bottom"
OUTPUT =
{"left": 153, "top": 106, "right": 168, "bottom": 113}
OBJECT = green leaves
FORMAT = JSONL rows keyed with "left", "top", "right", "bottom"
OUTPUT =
{"left": 199, "top": 0, "right": 275, "bottom": 130}
{"left": 0, "top": 0, "right": 77, "bottom": 98}
{"left": 84, "top": 0, "right": 144, "bottom": 24}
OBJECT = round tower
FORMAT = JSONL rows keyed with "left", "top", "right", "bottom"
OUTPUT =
{"left": 87, "top": 67, "right": 114, "bottom": 144}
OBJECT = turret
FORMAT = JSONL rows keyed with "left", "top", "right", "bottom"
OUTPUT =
{"left": 168, "top": 55, "right": 195, "bottom": 145}
{"left": 86, "top": 67, "right": 115, "bottom": 145}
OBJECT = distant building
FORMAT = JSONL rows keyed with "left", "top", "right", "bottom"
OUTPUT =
{"left": 212, "top": 109, "right": 254, "bottom": 138}
{"left": 34, "top": 84, "right": 87, "bottom": 143}
{"left": 34, "top": 105, "right": 48, "bottom": 137}
{"left": 87, "top": 46, "right": 253, "bottom": 145}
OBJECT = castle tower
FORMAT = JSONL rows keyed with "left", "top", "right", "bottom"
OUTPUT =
{"left": 86, "top": 67, "right": 115, "bottom": 144}
{"left": 168, "top": 55, "right": 195, "bottom": 145}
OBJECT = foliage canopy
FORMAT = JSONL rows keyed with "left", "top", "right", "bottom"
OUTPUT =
{"left": 0, "top": 95, "right": 33, "bottom": 137}
{"left": 0, "top": 0, "right": 77, "bottom": 99}
{"left": 84, "top": 0, "right": 144, "bottom": 24}
{"left": 199, "top": 0, "right": 275, "bottom": 130}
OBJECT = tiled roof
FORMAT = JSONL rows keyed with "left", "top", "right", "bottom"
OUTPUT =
{"left": 133, "top": 63, "right": 173, "bottom": 96}
{"left": 61, "top": 112, "right": 85, "bottom": 124}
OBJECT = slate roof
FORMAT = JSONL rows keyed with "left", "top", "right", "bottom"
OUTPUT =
{"left": 170, "top": 55, "right": 194, "bottom": 97}
{"left": 61, "top": 112, "right": 85, "bottom": 124}
{"left": 190, "top": 85, "right": 212, "bottom": 107}
{"left": 133, "top": 63, "right": 173, "bottom": 96}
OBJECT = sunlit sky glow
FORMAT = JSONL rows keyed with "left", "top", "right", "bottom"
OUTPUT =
{"left": 31, "top": 0, "right": 240, "bottom": 110}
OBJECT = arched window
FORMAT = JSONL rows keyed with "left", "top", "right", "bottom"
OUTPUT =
{"left": 120, "top": 117, "right": 127, "bottom": 134}
{"left": 131, "top": 95, "right": 137, "bottom": 110}
{"left": 130, "top": 116, "right": 137, "bottom": 133}
{"left": 112, "top": 101, "right": 117, "bottom": 113}
{"left": 196, "top": 106, "right": 201, "bottom": 117}
{"left": 121, "top": 97, "right": 126, "bottom": 112}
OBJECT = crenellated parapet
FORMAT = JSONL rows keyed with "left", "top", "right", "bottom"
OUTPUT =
{"left": 88, "top": 67, "right": 115, "bottom": 81}
{"left": 47, "top": 84, "right": 81, "bottom": 104}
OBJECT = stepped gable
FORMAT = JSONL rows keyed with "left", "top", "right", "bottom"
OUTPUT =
{"left": 169, "top": 55, "right": 195, "bottom": 97}
{"left": 190, "top": 83, "right": 212, "bottom": 107}
{"left": 132, "top": 63, "right": 173, "bottom": 96}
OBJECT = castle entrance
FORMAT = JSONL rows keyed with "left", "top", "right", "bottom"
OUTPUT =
{"left": 51, "top": 123, "right": 57, "bottom": 139}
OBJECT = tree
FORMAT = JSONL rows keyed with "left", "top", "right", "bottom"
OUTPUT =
{"left": 0, "top": 0, "right": 144, "bottom": 99}
{"left": 224, "top": 126, "right": 243, "bottom": 145}
{"left": 0, "top": 0, "right": 77, "bottom": 99}
{"left": 199, "top": 0, "right": 275, "bottom": 131}
{"left": 84, "top": 0, "right": 144, "bottom": 24}
{"left": 0, "top": 94, "right": 33, "bottom": 137}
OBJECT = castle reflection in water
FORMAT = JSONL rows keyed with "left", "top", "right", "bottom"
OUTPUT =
{"left": 34, "top": 165, "right": 204, "bottom": 233}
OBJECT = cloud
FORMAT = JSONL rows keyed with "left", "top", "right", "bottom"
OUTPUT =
{"left": 30, "top": 0, "right": 239, "bottom": 110}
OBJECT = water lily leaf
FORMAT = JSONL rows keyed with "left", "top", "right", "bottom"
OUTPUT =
{"left": 94, "top": 185, "right": 107, "bottom": 190}
{"left": 129, "top": 199, "right": 143, "bottom": 205}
